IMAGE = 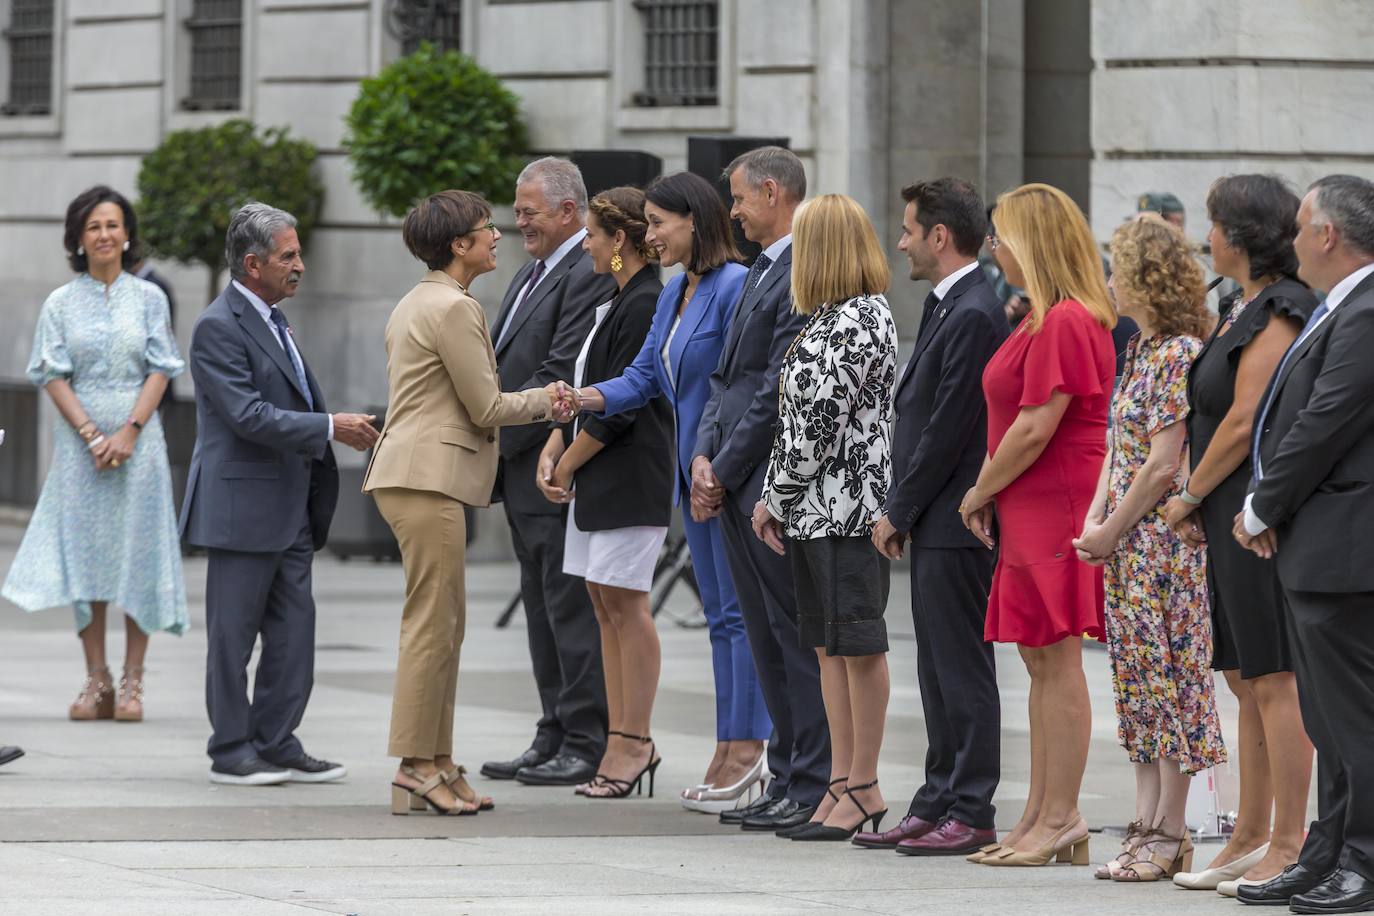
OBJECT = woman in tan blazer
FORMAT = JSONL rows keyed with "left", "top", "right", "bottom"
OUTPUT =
{"left": 364, "top": 189, "right": 561, "bottom": 815}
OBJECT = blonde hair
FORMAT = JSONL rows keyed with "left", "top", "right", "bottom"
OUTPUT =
{"left": 790, "top": 194, "right": 891, "bottom": 315}
{"left": 1109, "top": 215, "right": 1213, "bottom": 338}
{"left": 993, "top": 183, "right": 1115, "bottom": 332}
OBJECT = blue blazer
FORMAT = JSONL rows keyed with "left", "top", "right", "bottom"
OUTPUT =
{"left": 597, "top": 262, "right": 747, "bottom": 504}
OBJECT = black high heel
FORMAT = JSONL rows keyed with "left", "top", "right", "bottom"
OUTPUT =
{"left": 776, "top": 776, "right": 847, "bottom": 838}
{"left": 585, "top": 733, "right": 661, "bottom": 799}
{"left": 790, "top": 779, "right": 886, "bottom": 842}
{"left": 575, "top": 730, "right": 623, "bottom": 796}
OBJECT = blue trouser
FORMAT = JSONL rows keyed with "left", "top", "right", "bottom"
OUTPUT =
{"left": 681, "top": 511, "right": 772, "bottom": 742}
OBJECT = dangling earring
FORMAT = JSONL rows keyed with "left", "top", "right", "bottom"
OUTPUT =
{"left": 610, "top": 244, "right": 623, "bottom": 274}
{"left": 77, "top": 245, "right": 84, "bottom": 256}
{"left": 122, "top": 240, "right": 130, "bottom": 251}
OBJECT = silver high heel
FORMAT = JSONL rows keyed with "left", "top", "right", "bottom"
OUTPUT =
{"left": 680, "top": 755, "right": 766, "bottom": 814}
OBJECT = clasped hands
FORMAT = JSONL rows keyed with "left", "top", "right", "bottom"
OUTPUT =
{"left": 689, "top": 456, "right": 725, "bottom": 523}
{"left": 536, "top": 435, "right": 574, "bottom": 504}
{"left": 958, "top": 486, "right": 997, "bottom": 549}
{"left": 86, "top": 424, "right": 137, "bottom": 471}
{"left": 546, "top": 382, "right": 581, "bottom": 424}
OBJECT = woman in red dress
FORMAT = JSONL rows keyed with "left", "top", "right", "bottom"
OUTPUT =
{"left": 959, "top": 183, "right": 1117, "bottom": 868}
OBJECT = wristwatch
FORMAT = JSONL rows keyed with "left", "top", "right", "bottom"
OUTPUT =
{"left": 127, "top": 417, "right": 144, "bottom": 431}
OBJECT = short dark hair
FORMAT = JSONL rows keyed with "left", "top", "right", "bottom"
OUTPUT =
{"left": 900, "top": 178, "right": 987, "bottom": 257}
{"left": 644, "top": 171, "right": 740, "bottom": 273}
{"left": 1206, "top": 174, "right": 1301, "bottom": 280}
{"left": 724, "top": 146, "right": 807, "bottom": 201}
{"left": 64, "top": 185, "right": 141, "bottom": 273}
{"left": 1310, "top": 174, "right": 1374, "bottom": 259}
{"left": 589, "top": 186, "right": 657, "bottom": 262}
{"left": 402, "top": 190, "right": 492, "bottom": 270}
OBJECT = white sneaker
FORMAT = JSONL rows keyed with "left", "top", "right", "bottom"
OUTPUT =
{"left": 1174, "top": 842, "right": 1269, "bottom": 890}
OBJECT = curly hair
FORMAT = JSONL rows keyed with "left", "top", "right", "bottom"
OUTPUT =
{"left": 588, "top": 186, "right": 657, "bottom": 262}
{"left": 1109, "top": 214, "right": 1212, "bottom": 338}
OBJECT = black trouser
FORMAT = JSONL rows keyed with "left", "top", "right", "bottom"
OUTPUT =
{"left": 505, "top": 506, "right": 607, "bottom": 764}
{"left": 719, "top": 507, "right": 830, "bottom": 806}
{"left": 907, "top": 546, "right": 1000, "bottom": 829}
{"left": 1287, "top": 588, "right": 1374, "bottom": 880}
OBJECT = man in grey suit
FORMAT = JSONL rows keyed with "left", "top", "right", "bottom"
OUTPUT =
{"left": 692, "top": 147, "right": 831, "bottom": 833}
{"left": 481, "top": 158, "right": 616, "bottom": 787}
{"left": 182, "top": 203, "right": 379, "bottom": 786}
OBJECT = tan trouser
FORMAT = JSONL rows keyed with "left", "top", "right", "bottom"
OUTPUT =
{"left": 373, "top": 487, "right": 467, "bottom": 759}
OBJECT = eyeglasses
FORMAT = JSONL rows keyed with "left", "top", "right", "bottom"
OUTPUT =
{"left": 468, "top": 221, "right": 497, "bottom": 235}
{"left": 985, "top": 234, "right": 1001, "bottom": 251}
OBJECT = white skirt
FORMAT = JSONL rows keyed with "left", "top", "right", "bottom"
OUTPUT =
{"left": 563, "top": 500, "right": 668, "bottom": 592}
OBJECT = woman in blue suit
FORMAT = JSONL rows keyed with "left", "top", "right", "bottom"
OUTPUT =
{"left": 569, "top": 172, "right": 771, "bottom": 802}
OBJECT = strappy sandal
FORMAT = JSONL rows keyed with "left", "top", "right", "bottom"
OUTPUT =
{"left": 440, "top": 765, "right": 494, "bottom": 811}
{"left": 791, "top": 779, "right": 888, "bottom": 841}
{"left": 70, "top": 666, "right": 114, "bottom": 720}
{"left": 580, "top": 730, "right": 623, "bottom": 797}
{"left": 1095, "top": 819, "right": 1147, "bottom": 879}
{"left": 115, "top": 666, "right": 145, "bottom": 722}
{"left": 777, "top": 776, "right": 847, "bottom": 838}
{"left": 584, "top": 733, "right": 660, "bottom": 799}
{"left": 1113, "top": 829, "right": 1193, "bottom": 882}
{"left": 390, "top": 766, "right": 479, "bottom": 816}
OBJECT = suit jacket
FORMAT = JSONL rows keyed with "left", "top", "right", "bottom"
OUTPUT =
{"left": 492, "top": 242, "right": 618, "bottom": 515}
{"left": 179, "top": 283, "right": 339, "bottom": 553}
{"left": 693, "top": 244, "right": 807, "bottom": 515}
{"left": 886, "top": 267, "right": 1009, "bottom": 548}
{"left": 570, "top": 266, "right": 674, "bottom": 531}
{"left": 1252, "top": 269, "right": 1374, "bottom": 592}
{"left": 597, "top": 262, "right": 748, "bottom": 505}
{"left": 363, "top": 271, "right": 551, "bottom": 507}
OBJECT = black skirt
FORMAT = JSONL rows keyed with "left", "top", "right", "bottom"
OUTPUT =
{"left": 790, "top": 534, "right": 891, "bottom": 657}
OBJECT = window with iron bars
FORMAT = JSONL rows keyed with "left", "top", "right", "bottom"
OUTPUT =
{"left": 632, "top": 0, "right": 719, "bottom": 107}
{"left": 183, "top": 0, "right": 242, "bottom": 110}
{"left": 385, "top": 0, "right": 462, "bottom": 56}
{"left": 2, "top": 0, "right": 54, "bottom": 116}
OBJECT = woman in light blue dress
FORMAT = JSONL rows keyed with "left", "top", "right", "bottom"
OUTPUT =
{"left": 1, "top": 186, "right": 188, "bottom": 722}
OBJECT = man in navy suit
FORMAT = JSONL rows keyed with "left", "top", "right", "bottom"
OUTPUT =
{"left": 692, "top": 147, "right": 831, "bottom": 833}
{"left": 182, "top": 202, "right": 378, "bottom": 785}
{"left": 856, "top": 179, "right": 1009, "bottom": 855}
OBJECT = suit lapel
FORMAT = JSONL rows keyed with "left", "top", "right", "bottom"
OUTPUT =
{"left": 670, "top": 272, "right": 714, "bottom": 391}
{"left": 896, "top": 269, "right": 983, "bottom": 395}
{"left": 722, "top": 247, "right": 791, "bottom": 368}
{"left": 495, "top": 248, "right": 582, "bottom": 357}
{"left": 227, "top": 285, "right": 312, "bottom": 404}
{"left": 492, "top": 260, "right": 535, "bottom": 340}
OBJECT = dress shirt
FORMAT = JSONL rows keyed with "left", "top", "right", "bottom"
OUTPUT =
{"left": 752, "top": 234, "right": 792, "bottom": 287}
{"left": 498, "top": 228, "right": 588, "bottom": 345}
{"left": 931, "top": 260, "right": 982, "bottom": 302}
{"left": 232, "top": 280, "right": 332, "bottom": 438}
{"left": 1243, "top": 261, "right": 1374, "bottom": 534}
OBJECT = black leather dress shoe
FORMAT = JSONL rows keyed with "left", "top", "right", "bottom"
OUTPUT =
{"left": 481, "top": 747, "right": 551, "bottom": 781}
{"left": 1290, "top": 868, "right": 1374, "bottom": 914}
{"left": 720, "top": 793, "right": 781, "bottom": 825}
{"left": 1237, "top": 863, "right": 1328, "bottom": 906}
{"left": 0, "top": 746, "right": 23, "bottom": 768}
{"left": 740, "top": 798, "right": 817, "bottom": 832}
{"left": 515, "top": 753, "right": 597, "bottom": 786}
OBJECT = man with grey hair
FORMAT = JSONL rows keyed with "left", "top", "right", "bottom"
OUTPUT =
{"left": 1234, "top": 174, "right": 1374, "bottom": 911}
{"left": 482, "top": 158, "right": 616, "bottom": 787}
{"left": 182, "top": 201, "right": 379, "bottom": 786}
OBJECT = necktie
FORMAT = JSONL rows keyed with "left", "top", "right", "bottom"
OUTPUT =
{"left": 269, "top": 306, "right": 313, "bottom": 408}
{"left": 914, "top": 291, "right": 942, "bottom": 347}
{"left": 1252, "top": 298, "right": 1329, "bottom": 477}
{"left": 744, "top": 252, "right": 773, "bottom": 295}
{"left": 497, "top": 259, "right": 546, "bottom": 348}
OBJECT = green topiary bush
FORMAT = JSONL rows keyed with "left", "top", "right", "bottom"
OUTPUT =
{"left": 138, "top": 119, "right": 324, "bottom": 304}
{"left": 343, "top": 42, "right": 528, "bottom": 218}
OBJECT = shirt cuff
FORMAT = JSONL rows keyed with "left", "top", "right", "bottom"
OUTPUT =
{"left": 1242, "top": 493, "right": 1269, "bottom": 536}
{"left": 326, "top": 414, "right": 334, "bottom": 440}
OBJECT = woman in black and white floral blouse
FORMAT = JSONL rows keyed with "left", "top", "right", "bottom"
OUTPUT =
{"left": 754, "top": 193, "right": 898, "bottom": 842}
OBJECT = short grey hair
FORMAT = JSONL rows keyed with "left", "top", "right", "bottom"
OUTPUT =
{"left": 225, "top": 201, "right": 298, "bottom": 280}
{"left": 724, "top": 146, "right": 807, "bottom": 201}
{"left": 1310, "top": 174, "right": 1374, "bottom": 257}
{"left": 517, "top": 157, "right": 588, "bottom": 217}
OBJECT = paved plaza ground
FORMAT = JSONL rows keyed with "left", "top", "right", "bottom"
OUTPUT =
{"left": 0, "top": 517, "right": 1299, "bottom": 914}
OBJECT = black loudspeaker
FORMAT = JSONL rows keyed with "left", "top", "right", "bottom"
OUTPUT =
{"left": 687, "top": 136, "right": 789, "bottom": 263}
{"left": 571, "top": 150, "right": 663, "bottom": 197}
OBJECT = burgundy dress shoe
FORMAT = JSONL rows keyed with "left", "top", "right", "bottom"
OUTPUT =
{"left": 895, "top": 818, "right": 997, "bottom": 856}
{"left": 852, "top": 814, "right": 938, "bottom": 849}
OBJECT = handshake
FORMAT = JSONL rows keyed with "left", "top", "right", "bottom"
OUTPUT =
{"left": 545, "top": 381, "right": 583, "bottom": 424}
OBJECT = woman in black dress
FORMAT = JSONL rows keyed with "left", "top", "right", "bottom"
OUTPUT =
{"left": 1162, "top": 175, "right": 1317, "bottom": 895}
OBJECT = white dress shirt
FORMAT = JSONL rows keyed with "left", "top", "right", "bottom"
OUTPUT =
{"left": 498, "top": 228, "right": 588, "bottom": 345}
{"left": 753, "top": 234, "right": 793, "bottom": 286}
{"left": 232, "top": 279, "right": 332, "bottom": 438}
{"left": 932, "top": 259, "right": 982, "bottom": 302}
{"left": 1243, "top": 261, "right": 1374, "bottom": 534}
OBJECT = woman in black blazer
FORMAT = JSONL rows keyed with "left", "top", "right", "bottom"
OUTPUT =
{"left": 536, "top": 187, "right": 673, "bottom": 799}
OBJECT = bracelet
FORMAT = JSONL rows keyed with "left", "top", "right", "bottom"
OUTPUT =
{"left": 86, "top": 435, "right": 106, "bottom": 452}
{"left": 76, "top": 419, "right": 95, "bottom": 435}
{"left": 1179, "top": 487, "right": 1203, "bottom": 506}
{"left": 127, "top": 417, "right": 144, "bottom": 431}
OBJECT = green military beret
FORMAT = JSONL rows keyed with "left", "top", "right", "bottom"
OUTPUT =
{"left": 1136, "top": 191, "right": 1185, "bottom": 215}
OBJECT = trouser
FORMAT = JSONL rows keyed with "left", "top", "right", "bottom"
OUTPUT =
{"left": 374, "top": 487, "right": 466, "bottom": 759}
{"left": 205, "top": 521, "right": 316, "bottom": 767}
{"left": 505, "top": 505, "right": 607, "bottom": 764}
{"left": 719, "top": 506, "right": 830, "bottom": 805}
{"left": 907, "top": 546, "right": 1000, "bottom": 828}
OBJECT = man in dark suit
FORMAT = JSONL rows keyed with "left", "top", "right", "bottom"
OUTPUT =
{"left": 1235, "top": 175, "right": 1374, "bottom": 913}
{"left": 691, "top": 147, "right": 830, "bottom": 833}
{"left": 856, "top": 179, "right": 1008, "bottom": 855}
{"left": 481, "top": 158, "right": 616, "bottom": 787}
{"left": 182, "top": 202, "right": 379, "bottom": 786}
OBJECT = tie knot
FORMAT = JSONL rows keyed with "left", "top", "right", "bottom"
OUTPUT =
{"left": 755, "top": 253, "right": 772, "bottom": 271}
{"left": 269, "top": 306, "right": 288, "bottom": 329}
{"left": 924, "top": 291, "right": 940, "bottom": 311}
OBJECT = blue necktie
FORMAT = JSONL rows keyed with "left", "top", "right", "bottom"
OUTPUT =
{"left": 269, "top": 306, "right": 313, "bottom": 409}
{"left": 744, "top": 252, "right": 773, "bottom": 295}
{"left": 1252, "top": 298, "right": 1329, "bottom": 477}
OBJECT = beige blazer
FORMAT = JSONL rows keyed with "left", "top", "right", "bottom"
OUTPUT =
{"left": 363, "top": 270, "right": 551, "bottom": 506}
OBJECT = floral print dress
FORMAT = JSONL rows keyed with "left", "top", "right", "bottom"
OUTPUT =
{"left": 1104, "top": 332, "right": 1225, "bottom": 774}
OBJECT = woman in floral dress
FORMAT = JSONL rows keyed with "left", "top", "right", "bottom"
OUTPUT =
{"left": 1073, "top": 215, "right": 1225, "bottom": 882}
{"left": 2, "top": 186, "right": 188, "bottom": 722}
